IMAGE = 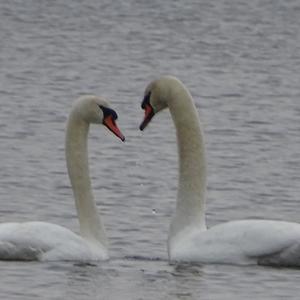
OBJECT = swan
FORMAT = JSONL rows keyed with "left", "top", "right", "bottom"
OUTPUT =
{"left": 0, "top": 96, "right": 125, "bottom": 261}
{"left": 139, "top": 76, "right": 300, "bottom": 267}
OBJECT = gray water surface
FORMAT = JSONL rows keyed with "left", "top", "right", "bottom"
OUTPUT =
{"left": 1, "top": 0, "right": 300, "bottom": 299}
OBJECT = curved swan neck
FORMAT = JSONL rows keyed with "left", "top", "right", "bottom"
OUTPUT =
{"left": 65, "top": 111, "right": 107, "bottom": 247}
{"left": 168, "top": 81, "right": 207, "bottom": 238}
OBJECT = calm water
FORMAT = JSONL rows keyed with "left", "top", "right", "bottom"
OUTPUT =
{"left": 1, "top": 0, "right": 300, "bottom": 299}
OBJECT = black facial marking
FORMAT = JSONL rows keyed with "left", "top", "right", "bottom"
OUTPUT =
{"left": 141, "top": 92, "right": 151, "bottom": 109}
{"left": 99, "top": 105, "right": 118, "bottom": 120}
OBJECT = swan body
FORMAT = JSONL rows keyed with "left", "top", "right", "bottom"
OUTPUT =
{"left": 0, "top": 96, "right": 125, "bottom": 261}
{"left": 0, "top": 222, "right": 106, "bottom": 261}
{"left": 140, "top": 76, "right": 300, "bottom": 267}
{"left": 169, "top": 220, "right": 300, "bottom": 266}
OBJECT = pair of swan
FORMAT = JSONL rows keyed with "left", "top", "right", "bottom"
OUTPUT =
{"left": 0, "top": 77, "right": 300, "bottom": 267}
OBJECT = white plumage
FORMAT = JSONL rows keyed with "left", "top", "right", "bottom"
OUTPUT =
{"left": 0, "top": 96, "right": 124, "bottom": 261}
{"left": 140, "top": 76, "right": 300, "bottom": 267}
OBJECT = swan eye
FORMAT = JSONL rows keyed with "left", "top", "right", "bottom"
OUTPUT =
{"left": 99, "top": 105, "right": 118, "bottom": 120}
{"left": 141, "top": 92, "right": 151, "bottom": 109}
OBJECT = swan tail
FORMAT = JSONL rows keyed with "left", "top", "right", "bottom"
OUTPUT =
{"left": 257, "top": 242, "right": 300, "bottom": 268}
{"left": 0, "top": 242, "right": 43, "bottom": 261}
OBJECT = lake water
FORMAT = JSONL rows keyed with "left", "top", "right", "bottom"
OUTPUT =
{"left": 1, "top": 0, "right": 300, "bottom": 299}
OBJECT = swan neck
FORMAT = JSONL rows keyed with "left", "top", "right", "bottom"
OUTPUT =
{"left": 168, "top": 85, "right": 207, "bottom": 236}
{"left": 65, "top": 113, "right": 107, "bottom": 247}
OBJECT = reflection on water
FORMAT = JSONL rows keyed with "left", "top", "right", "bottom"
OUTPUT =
{"left": 2, "top": 259, "right": 300, "bottom": 300}
{"left": 1, "top": 0, "right": 300, "bottom": 299}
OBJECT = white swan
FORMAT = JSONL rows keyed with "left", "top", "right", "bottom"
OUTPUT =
{"left": 0, "top": 96, "right": 125, "bottom": 261}
{"left": 139, "top": 76, "right": 300, "bottom": 267}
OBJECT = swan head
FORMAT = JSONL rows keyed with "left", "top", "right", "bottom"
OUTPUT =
{"left": 139, "top": 76, "right": 180, "bottom": 130}
{"left": 73, "top": 96, "right": 125, "bottom": 141}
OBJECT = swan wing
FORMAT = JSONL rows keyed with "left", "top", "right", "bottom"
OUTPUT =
{"left": 257, "top": 241, "right": 300, "bottom": 267}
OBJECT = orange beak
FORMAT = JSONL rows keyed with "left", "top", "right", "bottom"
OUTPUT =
{"left": 139, "top": 103, "right": 154, "bottom": 131}
{"left": 103, "top": 115, "right": 125, "bottom": 142}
